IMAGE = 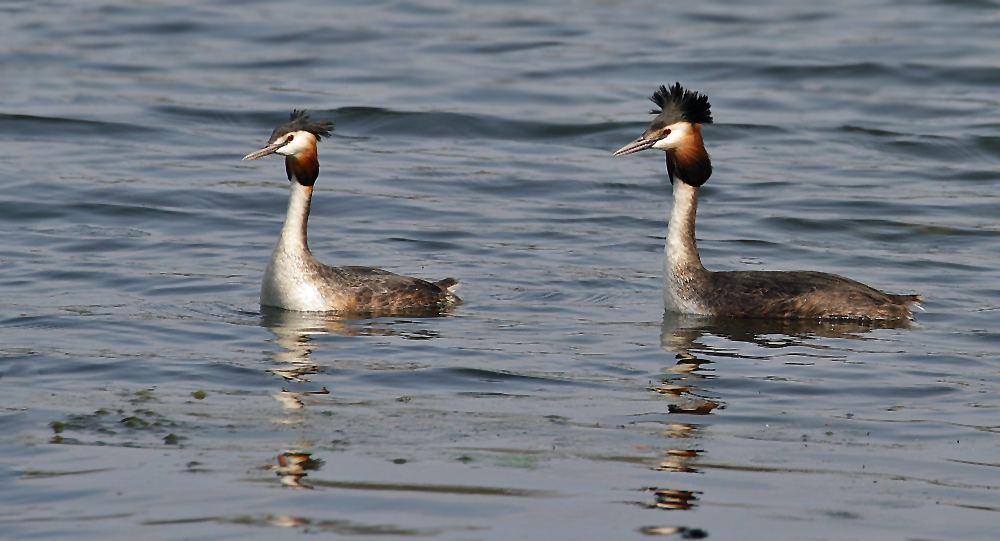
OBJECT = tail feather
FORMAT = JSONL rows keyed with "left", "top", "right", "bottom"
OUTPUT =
{"left": 435, "top": 277, "right": 459, "bottom": 293}
{"left": 886, "top": 293, "right": 922, "bottom": 319}
{"left": 892, "top": 293, "right": 922, "bottom": 306}
{"left": 435, "top": 278, "right": 461, "bottom": 305}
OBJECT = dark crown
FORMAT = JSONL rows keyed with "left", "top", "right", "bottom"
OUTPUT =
{"left": 650, "top": 83, "right": 713, "bottom": 125}
{"left": 267, "top": 110, "right": 334, "bottom": 144}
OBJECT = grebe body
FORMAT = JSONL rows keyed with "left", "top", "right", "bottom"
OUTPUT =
{"left": 615, "top": 84, "right": 918, "bottom": 320}
{"left": 244, "top": 110, "right": 459, "bottom": 314}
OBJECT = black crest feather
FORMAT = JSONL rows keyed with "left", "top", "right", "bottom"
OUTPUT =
{"left": 267, "top": 110, "right": 334, "bottom": 144}
{"left": 649, "top": 83, "right": 713, "bottom": 125}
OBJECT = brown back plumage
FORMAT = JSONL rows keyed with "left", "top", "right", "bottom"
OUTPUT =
{"left": 315, "top": 265, "right": 461, "bottom": 316}
{"left": 703, "top": 270, "right": 919, "bottom": 320}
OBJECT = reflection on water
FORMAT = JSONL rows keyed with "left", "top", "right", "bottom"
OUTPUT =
{"left": 260, "top": 306, "right": 451, "bottom": 338}
{"left": 660, "top": 313, "right": 911, "bottom": 357}
{"left": 144, "top": 512, "right": 438, "bottom": 536}
{"left": 655, "top": 449, "right": 704, "bottom": 474}
{"left": 272, "top": 388, "right": 330, "bottom": 410}
{"left": 641, "top": 488, "right": 702, "bottom": 511}
{"left": 261, "top": 309, "right": 334, "bottom": 383}
{"left": 269, "top": 451, "right": 325, "bottom": 489}
{"left": 261, "top": 307, "right": 450, "bottom": 383}
{"left": 260, "top": 308, "right": 455, "bottom": 496}
{"left": 654, "top": 316, "right": 723, "bottom": 421}
{"left": 638, "top": 525, "right": 709, "bottom": 538}
{"left": 644, "top": 313, "right": 913, "bottom": 514}
{"left": 658, "top": 423, "right": 699, "bottom": 440}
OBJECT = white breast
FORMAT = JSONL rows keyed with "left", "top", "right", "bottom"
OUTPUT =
{"left": 663, "top": 257, "right": 711, "bottom": 316}
{"left": 261, "top": 247, "right": 332, "bottom": 311}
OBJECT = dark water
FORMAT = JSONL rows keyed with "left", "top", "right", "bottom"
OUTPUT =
{"left": 2, "top": 0, "right": 999, "bottom": 539}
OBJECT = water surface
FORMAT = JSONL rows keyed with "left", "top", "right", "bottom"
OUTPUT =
{"left": 1, "top": 1, "right": 999, "bottom": 539}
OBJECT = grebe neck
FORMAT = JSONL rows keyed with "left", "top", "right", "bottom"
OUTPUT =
{"left": 664, "top": 179, "right": 709, "bottom": 314}
{"left": 261, "top": 176, "right": 328, "bottom": 311}
{"left": 276, "top": 147, "right": 320, "bottom": 257}
{"left": 666, "top": 180, "right": 705, "bottom": 276}
{"left": 276, "top": 179, "right": 313, "bottom": 256}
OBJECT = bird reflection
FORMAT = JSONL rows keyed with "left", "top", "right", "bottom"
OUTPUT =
{"left": 260, "top": 307, "right": 448, "bottom": 383}
{"left": 655, "top": 449, "right": 704, "bottom": 474}
{"left": 653, "top": 316, "right": 722, "bottom": 419}
{"left": 641, "top": 487, "right": 702, "bottom": 511}
{"left": 272, "top": 388, "right": 330, "bottom": 410}
{"left": 268, "top": 450, "right": 325, "bottom": 489}
{"left": 659, "top": 422, "right": 698, "bottom": 439}
{"left": 258, "top": 310, "right": 447, "bottom": 497}
{"left": 639, "top": 526, "right": 709, "bottom": 538}
{"left": 661, "top": 312, "right": 911, "bottom": 357}
{"left": 641, "top": 312, "right": 911, "bottom": 513}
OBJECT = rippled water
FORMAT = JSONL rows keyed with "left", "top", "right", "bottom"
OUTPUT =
{"left": 2, "top": 0, "right": 999, "bottom": 539}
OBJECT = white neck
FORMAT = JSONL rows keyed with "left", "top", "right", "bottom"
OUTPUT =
{"left": 664, "top": 180, "right": 709, "bottom": 314}
{"left": 261, "top": 180, "right": 331, "bottom": 311}
{"left": 277, "top": 181, "right": 312, "bottom": 254}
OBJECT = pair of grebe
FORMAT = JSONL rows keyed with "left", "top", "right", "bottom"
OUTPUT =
{"left": 244, "top": 88, "right": 918, "bottom": 320}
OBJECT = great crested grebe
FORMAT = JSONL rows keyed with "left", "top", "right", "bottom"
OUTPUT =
{"left": 243, "top": 110, "right": 460, "bottom": 313}
{"left": 614, "top": 83, "right": 919, "bottom": 320}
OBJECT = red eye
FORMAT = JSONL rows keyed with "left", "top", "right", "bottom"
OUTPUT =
{"left": 664, "top": 129, "right": 671, "bottom": 136}
{"left": 287, "top": 134, "right": 294, "bottom": 142}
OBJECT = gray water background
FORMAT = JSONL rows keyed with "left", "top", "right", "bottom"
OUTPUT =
{"left": 1, "top": 0, "right": 999, "bottom": 539}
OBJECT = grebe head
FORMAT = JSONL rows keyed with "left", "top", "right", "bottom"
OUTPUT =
{"left": 614, "top": 83, "right": 713, "bottom": 187}
{"left": 243, "top": 110, "right": 334, "bottom": 161}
